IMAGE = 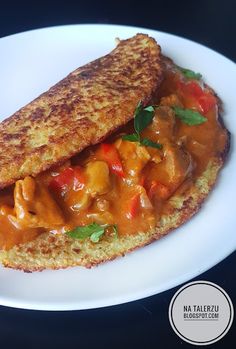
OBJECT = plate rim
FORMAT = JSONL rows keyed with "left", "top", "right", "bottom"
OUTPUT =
{"left": 0, "top": 23, "right": 235, "bottom": 311}
{"left": 1, "top": 23, "right": 235, "bottom": 66}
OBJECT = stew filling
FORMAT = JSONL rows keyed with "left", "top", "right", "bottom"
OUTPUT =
{"left": 0, "top": 63, "right": 228, "bottom": 249}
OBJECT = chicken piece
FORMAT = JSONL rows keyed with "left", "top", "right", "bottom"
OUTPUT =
{"left": 65, "top": 190, "right": 92, "bottom": 212}
{"left": 116, "top": 139, "right": 150, "bottom": 182}
{"left": 95, "top": 198, "right": 110, "bottom": 212}
{"left": 138, "top": 185, "right": 153, "bottom": 209}
{"left": 162, "top": 142, "right": 193, "bottom": 189}
{"left": 145, "top": 140, "right": 193, "bottom": 195}
{"left": 85, "top": 161, "right": 111, "bottom": 196}
{"left": 0, "top": 204, "right": 42, "bottom": 250}
{"left": 65, "top": 161, "right": 111, "bottom": 211}
{"left": 86, "top": 212, "right": 114, "bottom": 225}
{"left": 0, "top": 205, "right": 25, "bottom": 230}
{"left": 12, "top": 176, "right": 65, "bottom": 229}
{"left": 186, "top": 139, "right": 207, "bottom": 159}
{"left": 160, "top": 93, "right": 183, "bottom": 108}
{"left": 146, "top": 106, "right": 176, "bottom": 141}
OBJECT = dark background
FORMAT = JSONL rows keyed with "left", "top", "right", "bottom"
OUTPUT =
{"left": 0, "top": 0, "right": 235, "bottom": 348}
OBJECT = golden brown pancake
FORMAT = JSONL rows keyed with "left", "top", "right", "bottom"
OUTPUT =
{"left": 0, "top": 34, "right": 162, "bottom": 189}
{"left": 0, "top": 37, "right": 230, "bottom": 272}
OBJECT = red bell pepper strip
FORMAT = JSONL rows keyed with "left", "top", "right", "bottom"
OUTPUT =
{"left": 49, "top": 167, "right": 75, "bottom": 192}
{"left": 49, "top": 166, "right": 85, "bottom": 193}
{"left": 126, "top": 193, "right": 140, "bottom": 219}
{"left": 178, "top": 80, "right": 216, "bottom": 114}
{"left": 197, "top": 93, "right": 216, "bottom": 114}
{"left": 100, "top": 143, "right": 125, "bottom": 178}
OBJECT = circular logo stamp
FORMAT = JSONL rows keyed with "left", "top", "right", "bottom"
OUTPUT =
{"left": 169, "top": 281, "right": 234, "bottom": 345}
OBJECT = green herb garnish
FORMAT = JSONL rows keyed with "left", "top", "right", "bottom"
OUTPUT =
{"left": 177, "top": 66, "right": 202, "bottom": 80}
{"left": 122, "top": 133, "right": 140, "bottom": 142}
{"left": 172, "top": 106, "right": 207, "bottom": 126}
{"left": 140, "top": 138, "right": 163, "bottom": 149}
{"left": 122, "top": 101, "right": 162, "bottom": 149}
{"left": 66, "top": 223, "right": 118, "bottom": 243}
{"left": 134, "top": 102, "right": 155, "bottom": 137}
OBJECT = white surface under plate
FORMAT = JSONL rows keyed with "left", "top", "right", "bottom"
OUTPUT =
{"left": 0, "top": 24, "right": 235, "bottom": 311}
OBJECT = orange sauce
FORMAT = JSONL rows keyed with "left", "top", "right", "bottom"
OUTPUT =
{"left": 0, "top": 66, "right": 228, "bottom": 249}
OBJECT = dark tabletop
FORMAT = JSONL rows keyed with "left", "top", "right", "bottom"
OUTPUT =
{"left": 0, "top": 1, "right": 235, "bottom": 348}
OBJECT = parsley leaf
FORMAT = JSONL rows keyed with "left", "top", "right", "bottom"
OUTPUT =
{"left": 140, "top": 138, "right": 163, "bottom": 149}
{"left": 134, "top": 102, "right": 155, "bottom": 134}
{"left": 90, "top": 228, "right": 107, "bottom": 243}
{"left": 66, "top": 223, "right": 118, "bottom": 243}
{"left": 122, "top": 133, "right": 140, "bottom": 142}
{"left": 177, "top": 66, "right": 202, "bottom": 80}
{"left": 122, "top": 101, "right": 162, "bottom": 149}
{"left": 173, "top": 107, "right": 207, "bottom": 125}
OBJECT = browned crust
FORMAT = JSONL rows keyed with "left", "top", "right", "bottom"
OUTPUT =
{"left": 0, "top": 126, "right": 230, "bottom": 272}
{"left": 0, "top": 53, "right": 231, "bottom": 272}
{"left": 1, "top": 158, "right": 226, "bottom": 272}
{"left": 0, "top": 34, "right": 163, "bottom": 189}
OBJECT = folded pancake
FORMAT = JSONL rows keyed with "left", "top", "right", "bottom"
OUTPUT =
{"left": 0, "top": 36, "right": 230, "bottom": 272}
{"left": 0, "top": 34, "right": 162, "bottom": 189}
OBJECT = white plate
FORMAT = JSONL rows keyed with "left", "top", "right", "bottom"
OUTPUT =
{"left": 0, "top": 24, "right": 235, "bottom": 311}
